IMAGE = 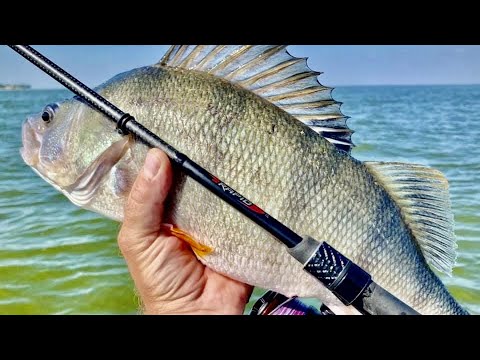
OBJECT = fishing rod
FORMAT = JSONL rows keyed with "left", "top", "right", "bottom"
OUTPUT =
{"left": 9, "top": 45, "right": 419, "bottom": 316}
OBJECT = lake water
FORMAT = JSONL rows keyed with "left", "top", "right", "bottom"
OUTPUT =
{"left": 1, "top": 85, "right": 479, "bottom": 315}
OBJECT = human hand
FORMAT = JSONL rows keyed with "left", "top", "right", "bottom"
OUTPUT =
{"left": 118, "top": 148, "right": 253, "bottom": 314}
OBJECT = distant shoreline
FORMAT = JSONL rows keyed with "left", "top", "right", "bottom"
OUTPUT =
{"left": 0, "top": 84, "right": 31, "bottom": 91}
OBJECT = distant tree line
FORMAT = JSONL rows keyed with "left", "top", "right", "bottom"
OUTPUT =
{"left": 0, "top": 83, "right": 31, "bottom": 90}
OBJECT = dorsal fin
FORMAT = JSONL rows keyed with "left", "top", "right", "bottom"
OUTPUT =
{"left": 157, "top": 45, "right": 354, "bottom": 153}
{"left": 365, "top": 161, "right": 457, "bottom": 275}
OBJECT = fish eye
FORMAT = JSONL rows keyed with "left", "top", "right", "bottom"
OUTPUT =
{"left": 41, "top": 111, "right": 51, "bottom": 123}
{"left": 41, "top": 103, "right": 59, "bottom": 123}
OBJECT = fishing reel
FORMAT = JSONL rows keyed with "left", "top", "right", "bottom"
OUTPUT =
{"left": 250, "top": 290, "right": 334, "bottom": 316}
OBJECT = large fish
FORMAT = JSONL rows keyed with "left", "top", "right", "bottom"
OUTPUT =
{"left": 20, "top": 45, "right": 468, "bottom": 315}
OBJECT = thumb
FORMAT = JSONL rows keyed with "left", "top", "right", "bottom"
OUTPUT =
{"left": 118, "top": 148, "right": 173, "bottom": 255}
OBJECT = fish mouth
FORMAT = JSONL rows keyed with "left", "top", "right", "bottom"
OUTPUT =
{"left": 20, "top": 117, "right": 42, "bottom": 167}
{"left": 20, "top": 117, "right": 66, "bottom": 192}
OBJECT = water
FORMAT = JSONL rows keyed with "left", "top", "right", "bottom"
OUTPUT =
{"left": 0, "top": 86, "right": 479, "bottom": 315}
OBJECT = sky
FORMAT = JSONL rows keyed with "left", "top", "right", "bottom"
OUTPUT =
{"left": 0, "top": 45, "right": 479, "bottom": 89}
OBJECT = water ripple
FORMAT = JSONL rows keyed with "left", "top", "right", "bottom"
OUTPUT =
{"left": 2, "top": 87, "right": 479, "bottom": 315}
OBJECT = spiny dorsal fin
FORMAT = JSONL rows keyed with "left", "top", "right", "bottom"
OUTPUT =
{"left": 365, "top": 161, "right": 457, "bottom": 275}
{"left": 157, "top": 45, "right": 353, "bottom": 153}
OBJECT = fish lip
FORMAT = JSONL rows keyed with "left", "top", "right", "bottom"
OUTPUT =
{"left": 20, "top": 117, "right": 67, "bottom": 188}
{"left": 20, "top": 119, "right": 67, "bottom": 194}
{"left": 20, "top": 117, "right": 41, "bottom": 166}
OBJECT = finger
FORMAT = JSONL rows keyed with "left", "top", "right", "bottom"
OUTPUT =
{"left": 118, "top": 148, "right": 173, "bottom": 254}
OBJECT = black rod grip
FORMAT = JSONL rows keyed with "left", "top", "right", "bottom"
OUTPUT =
{"left": 303, "top": 241, "right": 372, "bottom": 305}
{"left": 289, "top": 237, "right": 420, "bottom": 315}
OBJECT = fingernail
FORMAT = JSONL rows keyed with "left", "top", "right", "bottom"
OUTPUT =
{"left": 144, "top": 150, "right": 161, "bottom": 181}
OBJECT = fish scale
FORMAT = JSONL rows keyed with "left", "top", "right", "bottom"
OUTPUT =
{"left": 121, "top": 68, "right": 452, "bottom": 313}
{"left": 20, "top": 47, "right": 468, "bottom": 314}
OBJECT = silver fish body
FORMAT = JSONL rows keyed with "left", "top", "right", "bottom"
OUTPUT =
{"left": 20, "top": 48, "right": 468, "bottom": 315}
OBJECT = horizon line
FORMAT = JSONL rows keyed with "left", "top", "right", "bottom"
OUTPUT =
{"left": 18, "top": 82, "right": 480, "bottom": 90}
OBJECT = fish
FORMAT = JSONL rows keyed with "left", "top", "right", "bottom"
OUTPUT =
{"left": 20, "top": 45, "right": 469, "bottom": 315}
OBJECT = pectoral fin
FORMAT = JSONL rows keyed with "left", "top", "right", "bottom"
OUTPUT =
{"left": 161, "top": 224, "right": 213, "bottom": 258}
